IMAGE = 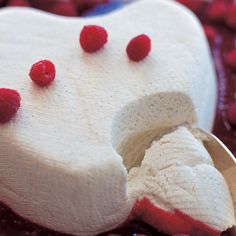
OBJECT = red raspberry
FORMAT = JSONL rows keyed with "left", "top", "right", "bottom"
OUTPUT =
{"left": 80, "top": 25, "right": 108, "bottom": 53}
{"left": 8, "top": 0, "right": 31, "bottom": 6}
{"left": 227, "top": 102, "right": 236, "bottom": 126}
{"left": 203, "top": 25, "right": 217, "bottom": 43}
{"left": 207, "top": 1, "right": 227, "bottom": 22}
{"left": 225, "top": 49, "right": 236, "bottom": 70}
{"left": 176, "top": 0, "right": 202, "bottom": 13}
{"left": 225, "top": 4, "right": 236, "bottom": 29}
{"left": 0, "top": 88, "right": 21, "bottom": 123}
{"left": 29, "top": 60, "right": 56, "bottom": 87}
{"left": 126, "top": 34, "right": 151, "bottom": 62}
{"left": 49, "top": 1, "right": 77, "bottom": 16}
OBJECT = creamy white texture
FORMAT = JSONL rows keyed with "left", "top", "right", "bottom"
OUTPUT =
{"left": 0, "top": 0, "right": 217, "bottom": 235}
{"left": 129, "top": 127, "right": 235, "bottom": 231}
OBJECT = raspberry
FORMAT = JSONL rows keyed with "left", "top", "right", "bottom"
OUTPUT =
{"left": 225, "top": 4, "right": 236, "bottom": 29}
{"left": 225, "top": 49, "right": 236, "bottom": 70}
{"left": 7, "top": 0, "right": 31, "bottom": 6}
{"left": 0, "top": 88, "right": 21, "bottom": 123}
{"left": 29, "top": 60, "right": 56, "bottom": 87}
{"left": 126, "top": 34, "right": 151, "bottom": 62}
{"left": 49, "top": 1, "right": 77, "bottom": 16}
{"left": 207, "top": 1, "right": 227, "bottom": 22}
{"left": 80, "top": 25, "right": 108, "bottom": 53}
{"left": 227, "top": 102, "right": 236, "bottom": 126}
{"left": 176, "top": 0, "right": 202, "bottom": 13}
{"left": 203, "top": 25, "right": 217, "bottom": 43}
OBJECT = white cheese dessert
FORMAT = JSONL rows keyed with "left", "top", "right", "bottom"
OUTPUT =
{"left": 0, "top": 0, "right": 226, "bottom": 235}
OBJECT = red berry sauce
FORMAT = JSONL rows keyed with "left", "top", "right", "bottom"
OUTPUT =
{"left": 48, "top": 1, "right": 77, "bottom": 17}
{"left": 225, "top": 49, "right": 236, "bottom": 70}
{"left": 227, "top": 102, "right": 236, "bottom": 126}
{"left": 203, "top": 25, "right": 218, "bottom": 43}
{"left": 0, "top": 1, "right": 235, "bottom": 236}
{"left": 176, "top": 0, "right": 202, "bottom": 13}
{"left": 207, "top": 1, "right": 227, "bottom": 22}
{"left": 225, "top": 3, "right": 236, "bottom": 29}
{"left": 7, "top": 0, "right": 31, "bottom": 7}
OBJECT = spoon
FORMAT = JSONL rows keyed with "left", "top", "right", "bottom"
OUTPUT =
{"left": 193, "top": 128, "right": 236, "bottom": 236}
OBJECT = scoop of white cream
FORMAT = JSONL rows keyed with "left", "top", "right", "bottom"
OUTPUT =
{"left": 128, "top": 126, "right": 235, "bottom": 232}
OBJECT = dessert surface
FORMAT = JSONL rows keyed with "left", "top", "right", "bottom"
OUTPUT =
{"left": 0, "top": 0, "right": 218, "bottom": 235}
{"left": 0, "top": 0, "right": 235, "bottom": 236}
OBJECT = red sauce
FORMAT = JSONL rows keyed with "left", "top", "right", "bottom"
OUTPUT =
{"left": 208, "top": 16, "right": 236, "bottom": 157}
{"left": 0, "top": 1, "right": 235, "bottom": 235}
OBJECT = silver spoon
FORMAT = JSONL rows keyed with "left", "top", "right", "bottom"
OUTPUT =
{"left": 193, "top": 128, "right": 236, "bottom": 236}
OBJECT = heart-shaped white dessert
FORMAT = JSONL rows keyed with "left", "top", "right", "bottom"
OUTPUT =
{"left": 1, "top": 0, "right": 232, "bottom": 235}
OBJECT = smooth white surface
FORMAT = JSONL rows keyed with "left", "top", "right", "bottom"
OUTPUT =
{"left": 0, "top": 0, "right": 217, "bottom": 235}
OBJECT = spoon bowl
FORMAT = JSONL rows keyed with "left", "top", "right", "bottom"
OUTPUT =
{"left": 193, "top": 128, "right": 236, "bottom": 235}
